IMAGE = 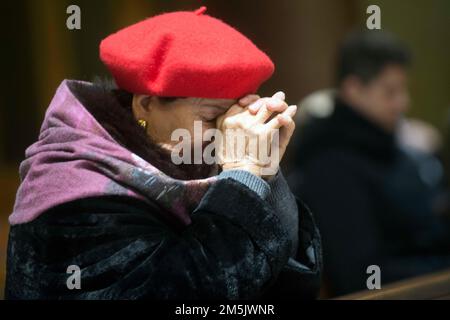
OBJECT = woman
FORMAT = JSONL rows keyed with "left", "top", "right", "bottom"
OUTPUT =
{"left": 5, "top": 7, "right": 321, "bottom": 299}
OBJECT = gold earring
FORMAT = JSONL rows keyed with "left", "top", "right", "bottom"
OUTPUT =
{"left": 138, "top": 119, "right": 147, "bottom": 130}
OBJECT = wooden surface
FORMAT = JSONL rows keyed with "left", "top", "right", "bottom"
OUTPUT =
{"left": 0, "top": 168, "right": 19, "bottom": 300}
{"left": 335, "top": 268, "right": 450, "bottom": 300}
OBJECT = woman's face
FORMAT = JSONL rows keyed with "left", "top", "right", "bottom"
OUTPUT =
{"left": 132, "top": 95, "right": 235, "bottom": 150}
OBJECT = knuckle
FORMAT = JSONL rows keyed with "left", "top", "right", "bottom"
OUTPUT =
{"left": 223, "top": 117, "right": 235, "bottom": 128}
{"left": 234, "top": 117, "right": 245, "bottom": 128}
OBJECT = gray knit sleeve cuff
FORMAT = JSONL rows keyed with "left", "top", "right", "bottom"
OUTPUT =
{"left": 218, "top": 169, "right": 270, "bottom": 199}
{"left": 267, "top": 170, "right": 290, "bottom": 205}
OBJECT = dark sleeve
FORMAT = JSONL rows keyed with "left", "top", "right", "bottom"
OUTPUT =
{"left": 261, "top": 198, "right": 322, "bottom": 300}
{"left": 292, "top": 151, "right": 384, "bottom": 295}
{"left": 6, "top": 178, "right": 320, "bottom": 300}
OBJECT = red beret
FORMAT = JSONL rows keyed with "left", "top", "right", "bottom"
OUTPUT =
{"left": 99, "top": 7, "right": 274, "bottom": 99}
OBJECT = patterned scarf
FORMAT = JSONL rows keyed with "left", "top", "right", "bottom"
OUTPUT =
{"left": 10, "top": 80, "right": 215, "bottom": 226}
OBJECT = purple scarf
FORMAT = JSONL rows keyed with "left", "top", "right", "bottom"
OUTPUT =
{"left": 10, "top": 80, "right": 215, "bottom": 226}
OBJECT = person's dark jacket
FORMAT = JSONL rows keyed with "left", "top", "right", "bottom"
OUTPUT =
{"left": 289, "top": 97, "right": 450, "bottom": 296}
{"left": 5, "top": 173, "right": 322, "bottom": 300}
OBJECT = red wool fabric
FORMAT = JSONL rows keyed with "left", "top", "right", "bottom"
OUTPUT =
{"left": 99, "top": 7, "right": 275, "bottom": 99}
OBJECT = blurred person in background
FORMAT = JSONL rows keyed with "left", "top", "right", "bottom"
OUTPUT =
{"left": 288, "top": 30, "right": 450, "bottom": 296}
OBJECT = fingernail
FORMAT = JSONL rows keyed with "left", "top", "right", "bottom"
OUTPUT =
{"left": 267, "top": 97, "right": 280, "bottom": 108}
{"left": 273, "top": 91, "right": 285, "bottom": 101}
{"left": 290, "top": 104, "right": 297, "bottom": 111}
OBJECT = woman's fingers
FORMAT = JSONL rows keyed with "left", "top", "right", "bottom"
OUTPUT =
{"left": 253, "top": 98, "right": 289, "bottom": 124}
{"left": 265, "top": 105, "right": 297, "bottom": 129}
{"left": 218, "top": 94, "right": 296, "bottom": 179}
{"left": 272, "top": 91, "right": 285, "bottom": 101}
{"left": 225, "top": 103, "right": 246, "bottom": 117}
{"left": 265, "top": 98, "right": 289, "bottom": 113}
{"left": 268, "top": 106, "right": 297, "bottom": 161}
{"left": 277, "top": 116, "right": 296, "bottom": 159}
{"left": 216, "top": 103, "right": 245, "bottom": 128}
{"left": 247, "top": 100, "right": 264, "bottom": 114}
{"left": 254, "top": 103, "right": 271, "bottom": 123}
{"left": 238, "top": 94, "right": 260, "bottom": 107}
{"left": 248, "top": 91, "right": 285, "bottom": 114}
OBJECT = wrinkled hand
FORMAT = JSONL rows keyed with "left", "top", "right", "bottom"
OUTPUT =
{"left": 216, "top": 91, "right": 297, "bottom": 179}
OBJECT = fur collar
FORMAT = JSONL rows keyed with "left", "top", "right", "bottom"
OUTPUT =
{"left": 67, "top": 80, "right": 216, "bottom": 180}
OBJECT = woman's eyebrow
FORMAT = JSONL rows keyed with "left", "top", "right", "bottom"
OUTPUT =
{"left": 202, "top": 105, "right": 228, "bottom": 111}
{"left": 200, "top": 99, "right": 236, "bottom": 109}
{"left": 195, "top": 106, "right": 226, "bottom": 117}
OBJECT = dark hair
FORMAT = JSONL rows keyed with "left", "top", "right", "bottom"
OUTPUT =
{"left": 70, "top": 77, "right": 160, "bottom": 166}
{"left": 89, "top": 76, "right": 179, "bottom": 109}
{"left": 113, "top": 89, "right": 179, "bottom": 108}
{"left": 337, "top": 30, "right": 411, "bottom": 85}
{"left": 68, "top": 77, "right": 213, "bottom": 180}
